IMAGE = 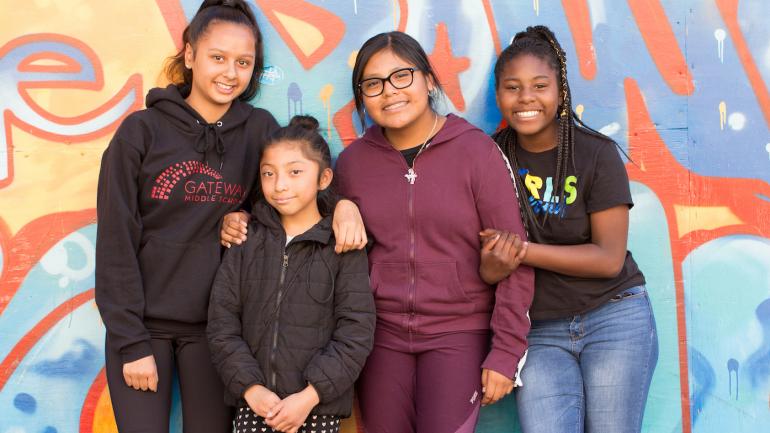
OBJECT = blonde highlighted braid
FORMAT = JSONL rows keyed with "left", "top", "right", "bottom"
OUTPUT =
{"left": 492, "top": 25, "right": 576, "bottom": 238}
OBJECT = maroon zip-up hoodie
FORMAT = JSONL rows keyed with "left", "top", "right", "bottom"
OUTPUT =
{"left": 335, "top": 114, "right": 534, "bottom": 378}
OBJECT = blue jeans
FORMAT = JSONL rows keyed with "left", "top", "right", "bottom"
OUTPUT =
{"left": 515, "top": 285, "right": 658, "bottom": 433}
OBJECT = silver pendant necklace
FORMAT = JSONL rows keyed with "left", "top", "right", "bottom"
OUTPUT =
{"left": 404, "top": 114, "right": 439, "bottom": 185}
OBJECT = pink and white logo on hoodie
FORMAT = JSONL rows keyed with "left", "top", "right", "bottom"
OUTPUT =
{"left": 150, "top": 160, "right": 245, "bottom": 204}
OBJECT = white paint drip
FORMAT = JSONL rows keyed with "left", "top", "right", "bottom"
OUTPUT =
{"left": 715, "top": 28, "right": 726, "bottom": 63}
{"left": 587, "top": 0, "right": 607, "bottom": 28}
{"left": 728, "top": 112, "right": 746, "bottom": 130}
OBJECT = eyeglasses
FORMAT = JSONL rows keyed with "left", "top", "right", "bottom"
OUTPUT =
{"left": 358, "top": 67, "right": 417, "bottom": 97}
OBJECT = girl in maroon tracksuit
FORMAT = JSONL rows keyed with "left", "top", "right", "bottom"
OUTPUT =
{"left": 334, "top": 31, "right": 535, "bottom": 433}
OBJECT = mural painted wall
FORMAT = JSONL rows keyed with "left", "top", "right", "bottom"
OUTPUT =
{"left": 1, "top": 0, "right": 769, "bottom": 432}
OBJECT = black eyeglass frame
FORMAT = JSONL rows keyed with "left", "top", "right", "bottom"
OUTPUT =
{"left": 357, "top": 67, "right": 418, "bottom": 97}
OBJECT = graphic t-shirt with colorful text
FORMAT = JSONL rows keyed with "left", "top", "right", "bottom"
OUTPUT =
{"left": 513, "top": 128, "right": 646, "bottom": 320}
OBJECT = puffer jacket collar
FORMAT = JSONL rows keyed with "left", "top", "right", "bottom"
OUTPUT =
{"left": 251, "top": 200, "right": 333, "bottom": 246}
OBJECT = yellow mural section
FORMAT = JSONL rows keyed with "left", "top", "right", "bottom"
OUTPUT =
{"left": 273, "top": 11, "right": 324, "bottom": 57}
{"left": 92, "top": 387, "right": 118, "bottom": 433}
{"left": 0, "top": 0, "right": 172, "bottom": 235}
{"left": 674, "top": 205, "right": 745, "bottom": 238}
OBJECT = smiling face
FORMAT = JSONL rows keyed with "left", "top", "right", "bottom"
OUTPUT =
{"left": 260, "top": 140, "right": 332, "bottom": 232}
{"left": 495, "top": 53, "right": 561, "bottom": 151}
{"left": 184, "top": 20, "right": 256, "bottom": 122}
{"left": 360, "top": 49, "right": 435, "bottom": 133}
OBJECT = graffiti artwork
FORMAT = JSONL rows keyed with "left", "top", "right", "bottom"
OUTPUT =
{"left": 1, "top": 1, "right": 768, "bottom": 432}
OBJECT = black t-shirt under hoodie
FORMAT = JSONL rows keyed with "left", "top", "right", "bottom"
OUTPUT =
{"left": 512, "top": 127, "right": 646, "bottom": 321}
{"left": 95, "top": 84, "right": 279, "bottom": 363}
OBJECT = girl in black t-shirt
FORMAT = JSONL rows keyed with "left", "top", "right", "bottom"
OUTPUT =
{"left": 480, "top": 26, "right": 658, "bottom": 433}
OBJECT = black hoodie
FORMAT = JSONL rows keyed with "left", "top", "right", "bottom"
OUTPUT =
{"left": 95, "top": 84, "right": 278, "bottom": 363}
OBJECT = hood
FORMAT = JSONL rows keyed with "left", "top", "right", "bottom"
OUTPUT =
{"left": 146, "top": 84, "right": 255, "bottom": 169}
{"left": 251, "top": 200, "right": 334, "bottom": 246}
{"left": 359, "top": 113, "right": 479, "bottom": 151}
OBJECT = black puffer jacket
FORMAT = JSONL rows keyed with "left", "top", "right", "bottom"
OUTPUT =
{"left": 207, "top": 201, "right": 375, "bottom": 416}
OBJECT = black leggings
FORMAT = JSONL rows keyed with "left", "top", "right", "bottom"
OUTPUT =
{"left": 105, "top": 333, "right": 232, "bottom": 433}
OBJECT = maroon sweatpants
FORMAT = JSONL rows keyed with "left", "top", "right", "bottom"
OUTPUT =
{"left": 356, "top": 325, "right": 489, "bottom": 433}
{"left": 105, "top": 331, "right": 232, "bottom": 433}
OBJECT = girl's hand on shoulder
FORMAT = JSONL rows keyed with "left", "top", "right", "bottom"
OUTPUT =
{"left": 479, "top": 229, "right": 528, "bottom": 284}
{"left": 332, "top": 199, "right": 367, "bottom": 254}
{"left": 243, "top": 384, "right": 281, "bottom": 418}
{"left": 481, "top": 368, "right": 514, "bottom": 406}
{"left": 122, "top": 355, "right": 158, "bottom": 392}
{"left": 221, "top": 210, "right": 249, "bottom": 248}
{"left": 265, "top": 384, "right": 320, "bottom": 433}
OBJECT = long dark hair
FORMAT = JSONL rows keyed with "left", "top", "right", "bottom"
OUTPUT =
{"left": 351, "top": 31, "right": 444, "bottom": 130}
{"left": 262, "top": 116, "right": 339, "bottom": 217}
{"left": 493, "top": 25, "right": 621, "bottom": 237}
{"left": 164, "top": 0, "right": 264, "bottom": 101}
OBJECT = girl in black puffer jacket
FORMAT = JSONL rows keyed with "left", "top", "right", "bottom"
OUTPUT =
{"left": 207, "top": 116, "right": 375, "bottom": 433}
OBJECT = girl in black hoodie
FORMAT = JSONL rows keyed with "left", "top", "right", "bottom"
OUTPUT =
{"left": 207, "top": 116, "right": 375, "bottom": 433}
{"left": 95, "top": 1, "right": 364, "bottom": 431}
{"left": 96, "top": 2, "right": 273, "bottom": 431}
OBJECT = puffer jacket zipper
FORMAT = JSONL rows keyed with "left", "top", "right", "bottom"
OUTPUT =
{"left": 270, "top": 244, "right": 289, "bottom": 390}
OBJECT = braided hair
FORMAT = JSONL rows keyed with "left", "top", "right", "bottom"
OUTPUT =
{"left": 492, "top": 25, "right": 580, "bottom": 239}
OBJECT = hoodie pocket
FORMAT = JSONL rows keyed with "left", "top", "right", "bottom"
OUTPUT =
{"left": 138, "top": 236, "right": 220, "bottom": 322}
{"left": 414, "top": 261, "right": 473, "bottom": 316}
{"left": 369, "top": 262, "right": 409, "bottom": 313}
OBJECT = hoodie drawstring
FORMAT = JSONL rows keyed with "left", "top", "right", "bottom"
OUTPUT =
{"left": 194, "top": 120, "right": 226, "bottom": 170}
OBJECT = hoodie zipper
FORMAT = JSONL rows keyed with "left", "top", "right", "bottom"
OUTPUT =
{"left": 383, "top": 135, "right": 434, "bottom": 333}
{"left": 270, "top": 246, "right": 289, "bottom": 390}
{"left": 406, "top": 151, "right": 427, "bottom": 334}
{"left": 407, "top": 183, "right": 416, "bottom": 333}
